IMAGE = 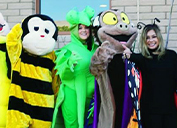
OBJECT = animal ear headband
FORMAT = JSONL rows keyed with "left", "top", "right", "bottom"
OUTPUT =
{"left": 137, "top": 18, "right": 160, "bottom": 30}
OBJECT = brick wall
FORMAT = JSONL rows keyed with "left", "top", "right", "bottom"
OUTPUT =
{"left": 55, "top": 34, "right": 70, "bottom": 50}
{"left": 111, "top": 0, "right": 177, "bottom": 52}
{"left": 1, "top": 0, "right": 177, "bottom": 51}
{"left": 0, "top": 0, "right": 36, "bottom": 28}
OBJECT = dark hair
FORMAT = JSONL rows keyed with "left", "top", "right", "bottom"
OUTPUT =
{"left": 78, "top": 24, "right": 94, "bottom": 51}
{"left": 92, "top": 25, "right": 101, "bottom": 46}
{"left": 21, "top": 14, "right": 58, "bottom": 41}
{"left": 86, "top": 26, "right": 93, "bottom": 51}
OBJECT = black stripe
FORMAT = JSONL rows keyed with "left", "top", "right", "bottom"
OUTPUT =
{"left": 0, "top": 44, "right": 11, "bottom": 79}
{"left": 21, "top": 50, "right": 55, "bottom": 71}
{"left": 0, "top": 43, "right": 6, "bottom": 52}
{"left": 6, "top": 51, "right": 11, "bottom": 79}
{"left": 12, "top": 71, "right": 54, "bottom": 95}
{"left": 8, "top": 96, "right": 54, "bottom": 121}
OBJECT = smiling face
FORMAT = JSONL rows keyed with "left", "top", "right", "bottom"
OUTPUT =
{"left": 78, "top": 24, "right": 90, "bottom": 41}
{"left": 146, "top": 29, "right": 159, "bottom": 50}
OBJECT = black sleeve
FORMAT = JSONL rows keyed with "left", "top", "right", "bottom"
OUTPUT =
{"left": 129, "top": 53, "right": 143, "bottom": 68}
{"left": 175, "top": 51, "right": 177, "bottom": 93}
{"left": 169, "top": 50, "right": 177, "bottom": 93}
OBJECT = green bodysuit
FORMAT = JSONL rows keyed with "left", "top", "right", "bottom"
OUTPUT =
{"left": 52, "top": 6, "right": 97, "bottom": 128}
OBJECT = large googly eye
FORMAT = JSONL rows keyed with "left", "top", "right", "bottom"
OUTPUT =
{"left": 34, "top": 26, "right": 39, "bottom": 31}
{"left": 121, "top": 12, "right": 130, "bottom": 24}
{"left": 45, "top": 28, "right": 49, "bottom": 34}
{"left": 102, "top": 12, "right": 118, "bottom": 25}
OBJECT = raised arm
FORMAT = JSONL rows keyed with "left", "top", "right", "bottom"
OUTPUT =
{"left": 90, "top": 41, "right": 117, "bottom": 77}
{"left": 6, "top": 23, "right": 23, "bottom": 65}
{"left": 55, "top": 49, "right": 82, "bottom": 81}
{"left": 122, "top": 44, "right": 132, "bottom": 59}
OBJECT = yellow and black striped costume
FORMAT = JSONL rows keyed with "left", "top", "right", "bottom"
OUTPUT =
{"left": 6, "top": 31, "right": 59, "bottom": 128}
{"left": 0, "top": 36, "right": 11, "bottom": 128}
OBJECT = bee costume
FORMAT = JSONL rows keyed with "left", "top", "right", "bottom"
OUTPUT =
{"left": 0, "top": 12, "right": 11, "bottom": 128}
{"left": 6, "top": 14, "right": 60, "bottom": 128}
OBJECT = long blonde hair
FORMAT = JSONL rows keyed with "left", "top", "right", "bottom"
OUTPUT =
{"left": 139, "top": 24, "right": 165, "bottom": 59}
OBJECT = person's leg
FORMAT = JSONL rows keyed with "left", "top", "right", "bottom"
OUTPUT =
{"left": 61, "top": 86, "right": 78, "bottom": 128}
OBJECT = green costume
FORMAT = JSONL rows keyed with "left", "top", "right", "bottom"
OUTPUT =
{"left": 52, "top": 6, "right": 97, "bottom": 128}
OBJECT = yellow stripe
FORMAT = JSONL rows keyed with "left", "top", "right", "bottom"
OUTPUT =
{"left": 6, "top": 110, "right": 52, "bottom": 128}
{"left": 9, "top": 84, "right": 54, "bottom": 108}
{"left": 13, "top": 61, "right": 52, "bottom": 82}
{"left": 0, "top": 106, "right": 7, "bottom": 127}
{"left": 30, "top": 119, "right": 51, "bottom": 128}
{"left": 0, "top": 52, "right": 11, "bottom": 107}
{"left": 43, "top": 50, "right": 56, "bottom": 61}
{"left": 6, "top": 110, "right": 31, "bottom": 128}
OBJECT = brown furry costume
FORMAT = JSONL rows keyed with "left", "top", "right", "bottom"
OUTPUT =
{"left": 90, "top": 9, "right": 139, "bottom": 128}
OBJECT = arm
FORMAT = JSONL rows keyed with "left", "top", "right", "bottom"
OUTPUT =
{"left": 55, "top": 49, "right": 81, "bottom": 81}
{"left": 6, "top": 23, "right": 22, "bottom": 65}
{"left": 122, "top": 44, "right": 142, "bottom": 66}
{"left": 90, "top": 41, "right": 117, "bottom": 77}
{"left": 52, "top": 68, "right": 60, "bottom": 102}
{"left": 49, "top": 52, "right": 60, "bottom": 101}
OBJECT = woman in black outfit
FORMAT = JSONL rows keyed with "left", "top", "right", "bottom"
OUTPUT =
{"left": 123, "top": 21, "right": 177, "bottom": 128}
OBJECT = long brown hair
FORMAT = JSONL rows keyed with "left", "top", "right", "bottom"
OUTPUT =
{"left": 86, "top": 26, "right": 94, "bottom": 51}
{"left": 139, "top": 24, "right": 165, "bottom": 59}
{"left": 78, "top": 24, "right": 93, "bottom": 51}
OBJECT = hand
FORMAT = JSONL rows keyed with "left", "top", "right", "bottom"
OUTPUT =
{"left": 122, "top": 44, "right": 132, "bottom": 59}
{"left": 87, "top": 102, "right": 94, "bottom": 119}
{"left": 90, "top": 41, "right": 116, "bottom": 76}
{"left": 68, "top": 51, "right": 82, "bottom": 72}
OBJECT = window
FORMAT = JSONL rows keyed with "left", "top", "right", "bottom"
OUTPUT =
{"left": 39, "top": 0, "right": 109, "bottom": 48}
{"left": 40, "top": 0, "right": 109, "bottom": 33}
{"left": 36, "top": 0, "right": 40, "bottom": 14}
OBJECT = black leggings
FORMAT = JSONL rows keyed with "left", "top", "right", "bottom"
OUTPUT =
{"left": 141, "top": 113, "right": 177, "bottom": 128}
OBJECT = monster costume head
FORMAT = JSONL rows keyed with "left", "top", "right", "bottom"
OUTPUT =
{"left": 93, "top": 9, "right": 137, "bottom": 52}
{"left": 21, "top": 14, "right": 58, "bottom": 56}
